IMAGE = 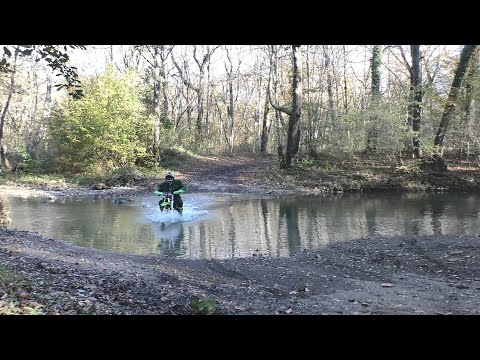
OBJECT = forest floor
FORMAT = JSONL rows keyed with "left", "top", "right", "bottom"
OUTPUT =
{"left": 1, "top": 154, "right": 480, "bottom": 315}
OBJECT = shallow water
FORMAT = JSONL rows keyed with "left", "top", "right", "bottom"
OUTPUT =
{"left": 5, "top": 192, "right": 480, "bottom": 259}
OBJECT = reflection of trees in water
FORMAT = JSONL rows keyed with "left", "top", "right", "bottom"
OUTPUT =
{"left": 279, "top": 198, "right": 300, "bottom": 255}
{"left": 261, "top": 199, "right": 273, "bottom": 255}
{"left": 153, "top": 222, "right": 186, "bottom": 257}
{"left": 0, "top": 194, "right": 11, "bottom": 228}
{"left": 428, "top": 198, "right": 445, "bottom": 235}
{"left": 157, "top": 237, "right": 184, "bottom": 257}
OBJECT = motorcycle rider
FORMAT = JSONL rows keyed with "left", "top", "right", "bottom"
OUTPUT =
{"left": 154, "top": 171, "right": 186, "bottom": 215}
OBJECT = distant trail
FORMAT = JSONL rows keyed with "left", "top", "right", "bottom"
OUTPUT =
{"left": 176, "top": 155, "right": 276, "bottom": 194}
{"left": 181, "top": 156, "right": 275, "bottom": 184}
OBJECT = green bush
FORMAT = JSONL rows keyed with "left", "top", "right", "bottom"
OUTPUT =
{"left": 47, "top": 66, "right": 154, "bottom": 173}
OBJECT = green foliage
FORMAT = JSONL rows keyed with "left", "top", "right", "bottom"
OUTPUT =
{"left": 394, "top": 160, "right": 423, "bottom": 175}
{"left": 190, "top": 297, "right": 218, "bottom": 315}
{"left": 70, "top": 163, "right": 153, "bottom": 187}
{"left": 321, "top": 98, "right": 410, "bottom": 157}
{"left": 294, "top": 157, "right": 318, "bottom": 170}
{"left": 1, "top": 45, "right": 85, "bottom": 98}
{"left": 0, "top": 173, "right": 68, "bottom": 187}
{"left": 8, "top": 151, "right": 53, "bottom": 175}
{"left": 101, "top": 165, "right": 146, "bottom": 186}
{"left": 0, "top": 301, "right": 44, "bottom": 315}
{"left": 48, "top": 67, "right": 155, "bottom": 173}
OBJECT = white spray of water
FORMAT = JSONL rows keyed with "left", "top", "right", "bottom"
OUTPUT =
{"left": 138, "top": 194, "right": 212, "bottom": 256}
{"left": 141, "top": 194, "right": 210, "bottom": 224}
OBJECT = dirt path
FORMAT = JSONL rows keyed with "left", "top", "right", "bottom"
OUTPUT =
{"left": 178, "top": 155, "right": 279, "bottom": 193}
{"left": 1, "top": 155, "right": 480, "bottom": 315}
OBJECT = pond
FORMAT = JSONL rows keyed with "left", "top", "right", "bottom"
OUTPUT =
{"left": 4, "top": 192, "right": 480, "bottom": 259}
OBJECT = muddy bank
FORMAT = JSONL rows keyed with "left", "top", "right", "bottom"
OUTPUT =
{"left": 1, "top": 228, "right": 480, "bottom": 315}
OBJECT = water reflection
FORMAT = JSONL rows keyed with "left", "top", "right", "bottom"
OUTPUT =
{"left": 152, "top": 222, "right": 186, "bottom": 257}
{"left": 4, "top": 192, "right": 480, "bottom": 259}
{"left": 0, "top": 193, "right": 11, "bottom": 228}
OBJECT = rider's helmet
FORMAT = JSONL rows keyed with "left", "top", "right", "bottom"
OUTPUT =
{"left": 165, "top": 171, "right": 174, "bottom": 184}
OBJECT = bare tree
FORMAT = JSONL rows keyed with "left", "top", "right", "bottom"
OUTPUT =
{"left": 135, "top": 45, "right": 174, "bottom": 164}
{"left": 269, "top": 45, "right": 303, "bottom": 168}
{"left": 224, "top": 46, "right": 241, "bottom": 154}
{"left": 172, "top": 45, "right": 220, "bottom": 146}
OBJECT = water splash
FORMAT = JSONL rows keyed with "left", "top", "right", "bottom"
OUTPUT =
{"left": 141, "top": 194, "right": 210, "bottom": 224}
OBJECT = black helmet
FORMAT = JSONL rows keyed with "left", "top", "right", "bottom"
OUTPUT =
{"left": 165, "top": 171, "right": 174, "bottom": 183}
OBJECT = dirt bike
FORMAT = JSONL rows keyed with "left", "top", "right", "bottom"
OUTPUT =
{"left": 154, "top": 191, "right": 175, "bottom": 213}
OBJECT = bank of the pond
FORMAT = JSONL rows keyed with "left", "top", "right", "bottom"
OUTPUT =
{"left": 1, "top": 155, "right": 480, "bottom": 315}
{"left": 1, "top": 228, "right": 480, "bottom": 315}
{"left": 3, "top": 154, "right": 480, "bottom": 198}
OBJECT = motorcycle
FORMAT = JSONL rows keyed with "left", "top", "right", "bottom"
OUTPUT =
{"left": 154, "top": 191, "right": 174, "bottom": 213}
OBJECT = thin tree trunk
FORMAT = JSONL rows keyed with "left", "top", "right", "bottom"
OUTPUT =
{"left": 27, "top": 69, "right": 40, "bottom": 158}
{"left": 160, "top": 45, "right": 170, "bottom": 124}
{"left": 260, "top": 89, "right": 270, "bottom": 153}
{"left": 152, "top": 46, "right": 161, "bottom": 164}
{"left": 305, "top": 46, "right": 314, "bottom": 157}
{"left": 367, "top": 45, "right": 382, "bottom": 152}
{"left": 410, "top": 45, "right": 423, "bottom": 159}
{"left": 343, "top": 45, "right": 349, "bottom": 114}
{"left": 228, "top": 80, "right": 234, "bottom": 154}
{"left": 324, "top": 46, "right": 335, "bottom": 127}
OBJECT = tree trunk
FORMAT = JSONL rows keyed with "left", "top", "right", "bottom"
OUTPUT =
{"left": 432, "top": 45, "right": 477, "bottom": 170}
{"left": 430, "top": 45, "right": 477, "bottom": 171}
{"left": 160, "top": 45, "right": 170, "bottom": 123}
{"left": 196, "top": 71, "right": 204, "bottom": 141}
{"left": 268, "top": 46, "right": 285, "bottom": 167}
{"left": 410, "top": 45, "right": 423, "bottom": 159}
{"left": 366, "top": 45, "right": 382, "bottom": 152}
{"left": 260, "top": 89, "right": 270, "bottom": 153}
{"left": 343, "top": 45, "right": 349, "bottom": 114}
{"left": 0, "top": 47, "right": 19, "bottom": 170}
{"left": 464, "top": 48, "right": 478, "bottom": 162}
{"left": 227, "top": 80, "right": 234, "bottom": 154}
{"left": 371, "top": 45, "right": 382, "bottom": 98}
{"left": 285, "top": 45, "right": 303, "bottom": 168}
{"left": 324, "top": 46, "right": 335, "bottom": 128}
{"left": 152, "top": 46, "right": 161, "bottom": 164}
{"left": 27, "top": 68, "right": 40, "bottom": 159}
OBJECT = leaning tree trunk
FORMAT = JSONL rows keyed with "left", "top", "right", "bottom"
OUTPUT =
{"left": 0, "top": 46, "right": 19, "bottom": 170}
{"left": 430, "top": 45, "right": 477, "bottom": 171}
